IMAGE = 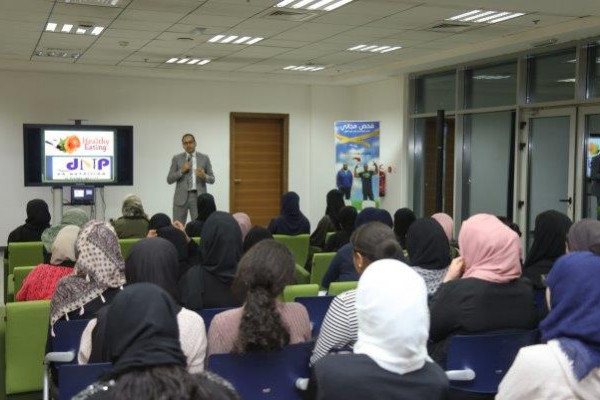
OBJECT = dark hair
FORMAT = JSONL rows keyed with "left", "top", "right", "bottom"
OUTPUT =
{"left": 351, "top": 221, "right": 404, "bottom": 264}
{"left": 113, "top": 365, "right": 239, "bottom": 400}
{"left": 497, "top": 216, "right": 522, "bottom": 237}
{"left": 233, "top": 240, "right": 295, "bottom": 353}
{"left": 181, "top": 133, "right": 196, "bottom": 143}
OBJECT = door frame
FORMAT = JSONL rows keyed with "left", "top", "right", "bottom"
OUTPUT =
{"left": 229, "top": 112, "right": 289, "bottom": 212}
{"left": 577, "top": 105, "right": 600, "bottom": 220}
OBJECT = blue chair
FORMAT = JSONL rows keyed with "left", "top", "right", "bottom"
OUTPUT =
{"left": 295, "top": 296, "right": 334, "bottom": 337}
{"left": 533, "top": 289, "right": 548, "bottom": 315}
{"left": 445, "top": 330, "right": 539, "bottom": 394}
{"left": 198, "top": 307, "right": 233, "bottom": 332}
{"left": 208, "top": 342, "right": 313, "bottom": 400}
{"left": 57, "top": 363, "right": 112, "bottom": 400}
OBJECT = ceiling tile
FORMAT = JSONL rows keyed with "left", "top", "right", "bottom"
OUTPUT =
{"left": 109, "top": 19, "right": 173, "bottom": 31}
{"left": 51, "top": 3, "right": 122, "bottom": 19}
{"left": 103, "top": 28, "right": 161, "bottom": 39}
{"left": 178, "top": 13, "right": 246, "bottom": 28}
{"left": 118, "top": 9, "right": 188, "bottom": 23}
{"left": 196, "top": 1, "right": 268, "bottom": 18}
{"left": 127, "top": 0, "right": 202, "bottom": 13}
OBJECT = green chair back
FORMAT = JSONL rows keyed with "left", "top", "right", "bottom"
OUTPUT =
{"left": 118, "top": 238, "right": 140, "bottom": 259}
{"left": 192, "top": 237, "right": 201, "bottom": 245}
{"left": 273, "top": 234, "right": 310, "bottom": 267}
{"left": 5, "top": 300, "right": 50, "bottom": 395}
{"left": 13, "top": 266, "right": 36, "bottom": 299}
{"left": 295, "top": 264, "right": 310, "bottom": 284}
{"left": 328, "top": 281, "right": 358, "bottom": 296}
{"left": 8, "top": 242, "right": 44, "bottom": 276}
{"left": 325, "top": 231, "right": 335, "bottom": 245}
{"left": 282, "top": 284, "right": 319, "bottom": 302}
{"left": 310, "top": 252, "right": 336, "bottom": 288}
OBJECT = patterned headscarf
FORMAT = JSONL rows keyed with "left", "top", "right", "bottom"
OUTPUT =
{"left": 122, "top": 195, "right": 146, "bottom": 218}
{"left": 50, "top": 220, "right": 126, "bottom": 326}
{"left": 41, "top": 208, "right": 89, "bottom": 252}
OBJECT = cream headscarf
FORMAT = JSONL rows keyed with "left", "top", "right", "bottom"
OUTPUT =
{"left": 50, "top": 225, "right": 80, "bottom": 265}
{"left": 354, "top": 259, "right": 431, "bottom": 375}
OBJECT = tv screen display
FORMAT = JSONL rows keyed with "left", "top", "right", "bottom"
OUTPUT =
{"left": 24, "top": 124, "right": 133, "bottom": 186}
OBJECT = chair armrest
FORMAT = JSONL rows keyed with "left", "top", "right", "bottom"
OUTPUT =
{"left": 446, "top": 368, "right": 476, "bottom": 381}
{"left": 295, "top": 378, "right": 309, "bottom": 391}
{"left": 44, "top": 351, "right": 75, "bottom": 365}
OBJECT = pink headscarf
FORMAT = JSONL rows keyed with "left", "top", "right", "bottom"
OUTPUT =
{"left": 233, "top": 212, "right": 252, "bottom": 240}
{"left": 431, "top": 213, "right": 453, "bottom": 241}
{"left": 459, "top": 214, "right": 522, "bottom": 283}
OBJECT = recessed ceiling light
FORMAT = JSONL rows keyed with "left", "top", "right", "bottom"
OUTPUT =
{"left": 347, "top": 44, "right": 401, "bottom": 54}
{"left": 198, "top": 59, "right": 211, "bottom": 65}
{"left": 209, "top": 35, "right": 225, "bottom": 43}
{"left": 166, "top": 58, "right": 178, "bottom": 63}
{"left": 283, "top": 64, "right": 326, "bottom": 72}
{"left": 164, "top": 57, "right": 211, "bottom": 66}
{"left": 63, "top": 0, "right": 120, "bottom": 6}
{"left": 35, "top": 47, "right": 81, "bottom": 59}
{"left": 46, "top": 23, "right": 57, "bottom": 32}
{"left": 208, "top": 35, "right": 263, "bottom": 45}
{"left": 177, "top": 58, "right": 190, "bottom": 64}
{"left": 61, "top": 24, "right": 73, "bottom": 33}
{"left": 234, "top": 36, "right": 251, "bottom": 44}
{"left": 46, "top": 22, "right": 108, "bottom": 36}
{"left": 447, "top": 10, "right": 525, "bottom": 24}
{"left": 188, "top": 59, "right": 200, "bottom": 65}
{"left": 91, "top": 27, "right": 104, "bottom": 35}
{"left": 221, "top": 35, "right": 238, "bottom": 43}
{"left": 76, "top": 28, "right": 87, "bottom": 34}
{"left": 275, "top": 0, "right": 355, "bottom": 11}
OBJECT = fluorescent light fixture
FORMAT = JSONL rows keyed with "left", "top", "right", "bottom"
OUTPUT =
{"left": 198, "top": 59, "right": 211, "bottom": 65}
{"left": 221, "top": 35, "right": 238, "bottom": 43}
{"left": 166, "top": 58, "right": 178, "bottom": 63}
{"left": 461, "top": 11, "right": 496, "bottom": 22}
{"left": 292, "top": 0, "right": 317, "bottom": 8}
{"left": 448, "top": 10, "right": 482, "bottom": 21}
{"left": 475, "top": 12, "right": 509, "bottom": 23}
{"left": 246, "top": 37, "right": 263, "bottom": 44}
{"left": 447, "top": 10, "right": 525, "bottom": 24}
{"left": 276, "top": 0, "right": 297, "bottom": 7}
{"left": 234, "top": 36, "right": 251, "bottom": 44}
{"left": 284, "top": 66, "right": 297, "bottom": 70}
{"left": 361, "top": 45, "right": 378, "bottom": 51}
{"left": 177, "top": 58, "right": 189, "bottom": 64}
{"left": 370, "top": 46, "right": 390, "bottom": 52}
{"left": 557, "top": 78, "right": 576, "bottom": 83}
{"left": 325, "top": 0, "right": 354, "bottom": 11}
{"left": 284, "top": 64, "right": 325, "bottom": 72}
{"left": 276, "top": 0, "right": 354, "bottom": 11}
{"left": 188, "top": 59, "right": 200, "bottom": 65}
{"left": 348, "top": 44, "right": 401, "bottom": 53}
{"left": 46, "top": 23, "right": 57, "bottom": 32}
{"left": 380, "top": 46, "right": 401, "bottom": 53}
{"left": 209, "top": 35, "right": 225, "bottom": 43}
{"left": 488, "top": 12, "right": 525, "bottom": 23}
{"left": 308, "top": 0, "right": 337, "bottom": 9}
{"left": 76, "top": 28, "right": 87, "bottom": 34}
{"left": 91, "top": 26, "right": 104, "bottom": 35}
{"left": 61, "top": 24, "right": 73, "bottom": 33}
{"left": 473, "top": 74, "right": 512, "bottom": 80}
{"left": 348, "top": 44, "right": 366, "bottom": 51}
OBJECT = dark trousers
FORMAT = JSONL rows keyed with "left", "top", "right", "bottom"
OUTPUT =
{"left": 339, "top": 186, "right": 351, "bottom": 200}
{"left": 362, "top": 183, "right": 374, "bottom": 201}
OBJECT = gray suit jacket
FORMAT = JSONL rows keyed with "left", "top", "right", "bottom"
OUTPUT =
{"left": 167, "top": 151, "right": 215, "bottom": 206}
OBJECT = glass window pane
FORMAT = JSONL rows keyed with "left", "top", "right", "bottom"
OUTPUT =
{"left": 465, "top": 111, "right": 514, "bottom": 218}
{"left": 584, "top": 114, "right": 600, "bottom": 219}
{"left": 586, "top": 44, "right": 600, "bottom": 98}
{"left": 527, "top": 48, "right": 576, "bottom": 103}
{"left": 465, "top": 62, "right": 517, "bottom": 108}
{"left": 415, "top": 72, "right": 455, "bottom": 113}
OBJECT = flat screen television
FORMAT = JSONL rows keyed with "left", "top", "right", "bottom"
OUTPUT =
{"left": 23, "top": 124, "right": 133, "bottom": 186}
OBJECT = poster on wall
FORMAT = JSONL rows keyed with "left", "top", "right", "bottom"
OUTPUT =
{"left": 335, "top": 120, "right": 380, "bottom": 210}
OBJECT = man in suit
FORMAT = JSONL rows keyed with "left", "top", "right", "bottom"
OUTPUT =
{"left": 167, "top": 133, "right": 215, "bottom": 224}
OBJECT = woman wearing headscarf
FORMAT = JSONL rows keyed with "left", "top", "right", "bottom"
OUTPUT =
{"left": 267, "top": 192, "right": 311, "bottom": 235}
{"left": 406, "top": 218, "right": 450, "bottom": 295}
{"left": 185, "top": 193, "right": 217, "bottom": 238}
{"left": 497, "top": 251, "right": 600, "bottom": 400}
{"left": 567, "top": 219, "right": 600, "bottom": 254}
{"left": 311, "top": 221, "right": 405, "bottom": 365}
{"left": 232, "top": 212, "right": 252, "bottom": 241}
{"left": 41, "top": 208, "right": 89, "bottom": 263}
{"left": 523, "top": 210, "right": 572, "bottom": 288}
{"left": 50, "top": 221, "right": 126, "bottom": 327}
{"left": 110, "top": 194, "right": 150, "bottom": 239}
{"left": 73, "top": 284, "right": 240, "bottom": 400}
{"left": 393, "top": 207, "right": 416, "bottom": 249}
{"left": 6, "top": 199, "right": 51, "bottom": 258}
{"left": 310, "top": 189, "right": 346, "bottom": 249}
{"left": 17, "top": 225, "right": 80, "bottom": 301}
{"left": 429, "top": 214, "right": 537, "bottom": 369}
{"left": 310, "top": 260, "right": 449, "bottom": 400}
{"left": 156, "top": 225, "right": 200, "bottom": 277}
{"left": 321, "top": 208, "right": 394, "bottom": 289}
{"left": 148, "top": 213, "right": 172, "bottom": 231}
{"left": 78, "top": 238, "right": 207, "bottom": 373}
{"left": 243, "top": 226, "right": 273, "bottom": 253}
{"left": 324, "top": 206, "right": 357, "bottom": 252}
{"left": 179, "top": 212, "right": 243, "bottom": 310}
{"left": 431, "top": 212, "right": 459, "bottom": 258}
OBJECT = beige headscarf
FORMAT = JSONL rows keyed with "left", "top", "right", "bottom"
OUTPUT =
{"left": 50, "top": 225, "right": 80, "bottom": 265}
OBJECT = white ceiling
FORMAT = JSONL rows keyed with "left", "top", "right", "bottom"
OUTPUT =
{"left": 1, "top": 0, "right": 600, "bottom": 85}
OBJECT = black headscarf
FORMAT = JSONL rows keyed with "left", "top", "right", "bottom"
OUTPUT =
{"left": 125, "top": 238, "right": 181, "bottom": 303}
{"left": 356, "top": 208, "right": 393, "bottom": 228}
{"left": 243, "top": 226, "right": 273, "bottom": 253}
{"left": 567, "top": 219, "right": 600, "bottom": 255}
{"left": 394, "top": 208, "right": 416, "bottom": 248}
{"left": 201, "top": 211, "right": 243, "bottom": 284}
{"left": 149, "top": 213, "right": 171, "bottom": 230}
{"left": 197, "top": 193, "right": 217, "bottom": 221}
{"left": 99, "top": 283, "right": 186, "bottom": 378}
{"left": 268, "top": 192, "right": 311, "bottom": 235}
{"left": 325, "top": 189, "right": 345, "bottom": 229}
{"left": 338, "top": 206, "right": 358, "bottom": 232}
{"left": 156, "top": 226, "right": 192, "bottom": 277}
{"left": 524, "top": 210, "right": 572, "bottom": 269}
{"left": 406, "top": 218, "right": 450, "bottom": 270}
{"left": 7, "top": 199, "right": 51, "bottom": 246}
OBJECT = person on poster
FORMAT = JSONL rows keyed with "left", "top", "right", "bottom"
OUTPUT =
{"left": 591, "top": 153, "right": 600, "bottom": 219}
{"left": 354, "top": 161, "right": 377, "bottom": 201}
{"left": 336, "top": 163, "right": 353, "bottom": 200}
{"left": 167, "top": 133, "right": 215, "bottom": 224}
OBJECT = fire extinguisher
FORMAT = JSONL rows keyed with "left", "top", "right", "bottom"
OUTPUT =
{"left": 379, "top": 164, "right": 386, "bottom": 197}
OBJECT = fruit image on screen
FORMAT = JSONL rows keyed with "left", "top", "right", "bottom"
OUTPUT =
{"left": 43, "top": 129, "right": 115, "bottom": 183}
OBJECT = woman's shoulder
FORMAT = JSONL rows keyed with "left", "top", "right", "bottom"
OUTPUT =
{"left": 178, "top": 307, "right": 206, "bottom": 331}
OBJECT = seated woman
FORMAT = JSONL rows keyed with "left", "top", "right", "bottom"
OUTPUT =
{"left": 497, "top": 251, "right": 600, "bottom": 400}
{"left": 6, "top": 199, "right": 51, "bottom": 258}
{"left": 311, "top": 221, "right": 404, "bottom": 365}
{"left": 41, "top": 208, "right": 89, "bottom": 261}
{"left": 522, "top": 210, "right": 572, "bottom": 288}
{"left": 50, "top": 221, "right": 126, "bottom": 327}
{"left": 567, "top": 219, "right": 600, "bottom": 254}
{"left": 232, "top": 212, "right": 252, "bottom": 241}
{"left": 156, "top": 224, "right": 201, "bottom": 278}
{"left": 393, "top": 207, "right": 416, "bottom": 250}
{"left": 73, "top": 284, "right": 239, "bottom": 400}
{"left": 324, "top": 206, "right": 357, "bottom": 252}
{"left": 207, "top": 239, "right": 310, "bottom": 355}
{"left": 406, "top": 218, "right": 450, "bottom": 295}
{"left": 310, "top": 189, "right": 345, "bottom": 249}
{"left": 429, "top": 214, "right": 538, "bottom": 367}
{"left": 242, "top": 226, "right": 273, "bottom": 253}
{"left": 310, "top": 259, "right": 449, "bottom": 400}
{"left": 17, "top": 225, "right": 79, "bottom": 301}
{"left": 431, "top": 212, "right": 459, "bottom": 257}
{"left": 267, "top": 192, "right": 310, "bottom": 235}
{"left": 179, "top": 212, "right": 243, "bottom": 310}
{"left": 110, "top": 194, "right": 150, "bottom": 239}
{"left": 186, "top": 193, "right": 217, "bottom": 238}
{"left": 78, "top": 238, "right": 207, "bottom": 373}
{"left": 148, "top": 213, "right": 172, "bottom": 231}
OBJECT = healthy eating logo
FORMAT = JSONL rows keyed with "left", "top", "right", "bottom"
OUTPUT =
{"left": 46, "top": 135, "right": 81, "bottom": 154}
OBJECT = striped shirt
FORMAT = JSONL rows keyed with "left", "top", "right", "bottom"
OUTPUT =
{"left": 310, "top": 289, "right": 357, "bottom": 365}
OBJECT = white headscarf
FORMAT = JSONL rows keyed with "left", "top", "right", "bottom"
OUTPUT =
{"left": 354, "top": 259, "right": 431, "bottom": 375}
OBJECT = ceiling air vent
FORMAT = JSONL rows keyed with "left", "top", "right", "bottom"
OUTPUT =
{"left": 263, "top": 9, "right": 318, "bottom": 22}
{"left": 426, "top": 22, "right": 474, "bottom": 33}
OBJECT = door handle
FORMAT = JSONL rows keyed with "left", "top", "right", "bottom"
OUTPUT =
{"left": 559, "top": 197, "right": 572, "bottom": 205}
{"left": 234, "top": 179, "right": 242, "bottom": 184}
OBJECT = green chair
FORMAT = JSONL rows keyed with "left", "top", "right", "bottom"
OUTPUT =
{"left": 13, "top": 266, "right": 35, "bottom": 300}
{"left": 192, "top": 237, "right": 201, "bottom": 245}
{"left": 0, "top": 305, "right": 6, "bottom": 398}
{"left": 282, "top": 284, "right": 319, "bottom": 302}
{"left": 118, "top": 238, "right": 140, "bottom": 259}
{"left": 273, "top": 234, "right": 310, "bottom": 267}
{"left": 325, "top": 231, "right": 335, "bottom": 246}
{"left": 6, "top": 242, "right": 44, "bottom": 303}
{"left": 328, "top": 281, "right": 358, "bottom": 296}
{"left": 5, "top": 300, "right": 50, "bottom": 396}
{"left": 310, "top": 252, "right": 336, "bottom": 289}
{"left": 295, "top": 264, "right": 310, "bottom": 284}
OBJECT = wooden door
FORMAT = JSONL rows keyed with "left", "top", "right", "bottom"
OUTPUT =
{"left": 230, "top": 113, "right": 288, "bottom": 227}
{"left": 423, "top": 117, "right": 455, "bottom": 217}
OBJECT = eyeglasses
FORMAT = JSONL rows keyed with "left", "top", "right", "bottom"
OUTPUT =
{"left": 183, "top": 140, "right": 195, "bottom": 145}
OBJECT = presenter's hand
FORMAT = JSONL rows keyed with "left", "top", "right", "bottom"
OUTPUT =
{"left": 443, "top": 257, "right": 465, "bottom": 283}
{"left": 172, "top": 221, "right": 191, "bottom": 243}
{"left": 181, "top": 162, "right": 191, "bottom": 174}
{"left": 147, "top": 229, "right": 157, "bottom": 238}
{"left": 195, "top": 168, "right": 206, "bottom": 181}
